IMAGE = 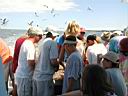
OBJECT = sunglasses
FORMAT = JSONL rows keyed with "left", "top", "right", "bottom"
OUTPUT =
{"left": 80, "top": 32, "right": 85, "bottom": 34}
{"left": 37, "top": 35, "right": 42, "bottom": 38}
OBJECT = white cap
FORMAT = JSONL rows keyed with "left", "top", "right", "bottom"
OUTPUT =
{"left": 27, "top": 26, "right": 43, "bottom": 36}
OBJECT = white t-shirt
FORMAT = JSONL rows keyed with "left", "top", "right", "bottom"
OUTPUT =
{"left": 86, "top": 43, "right": 107, "bottom": 64}
{"left": 15, "top": 40, "right": 35, "bottom": 79}
{"left": 33, "top": 38, "right": 58, "bottom": 81}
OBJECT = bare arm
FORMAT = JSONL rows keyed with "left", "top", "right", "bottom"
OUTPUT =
{"left": 51, "top": 58, "right": 59, "bottom": 72}
{"left": 28, "top": 60, "right": 35, "bottom": 71}
{"left": 59, "top": 45, "right": 66, "bottom": 69}
{"left": 59, "top": 45, "right": 65, "bottom": 62}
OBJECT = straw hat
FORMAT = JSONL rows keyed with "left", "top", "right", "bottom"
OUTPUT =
{"left": 101, "top": 32, "right": 112, "bottom": 42}
{"left": 102, "top": 51, "right": 119, "bottom": 64}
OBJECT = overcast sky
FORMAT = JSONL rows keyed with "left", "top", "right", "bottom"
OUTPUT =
{"left": 0, "top": 0, "right": 128, "bottom": 30}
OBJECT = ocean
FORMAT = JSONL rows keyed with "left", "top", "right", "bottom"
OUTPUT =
{"left": 0, "top": 29, "right": 27, "bottom": 53}
{"left": 0, "top": 29, "right": 26, "bottom": 45}
{"left": 0, "top": 28, "right": 103, "bottom": 54}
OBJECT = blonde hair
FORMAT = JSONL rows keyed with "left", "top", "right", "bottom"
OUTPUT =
{"left": 65, "top": 20, "right": 80, "bottom": 36}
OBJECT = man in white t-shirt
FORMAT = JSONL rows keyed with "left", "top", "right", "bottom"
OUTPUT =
{"left": 15, "top": 26, "right": 43, "bottom": 96}
{"left": 33, "top": 32, "right": 59, "bottom": 96}
{"left": 86, "top": 35, "right": 107, "bottom": 64}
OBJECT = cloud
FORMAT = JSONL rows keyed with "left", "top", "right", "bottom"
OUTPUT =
{"left": 0, "top": 0, "right": 78, "bottom": 12}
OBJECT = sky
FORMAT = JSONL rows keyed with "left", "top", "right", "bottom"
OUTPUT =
{"left": 0, "top": 0, "right": 128, "bottom": 30}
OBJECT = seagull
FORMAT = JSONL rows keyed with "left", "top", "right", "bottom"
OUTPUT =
{"left": 1, "top": 18, "right": 9, "bottom": 25}
{"left": 51, "top": 8, "right": 55, "bottom": 14}
{"left": 35, "top": 12, "right": 39, "bottom": 17}
{"left": 43, "top": 5, "right": 48, "bottom": 8}
{"left": 52, "top": 13, "right": 59, "bottom": 17}
{"left": 28, "top": 21, "right": 33, "bottom": 26}
{"left": 87, "top": 7, "right": 94, "bottom": 12}
{"left": 65, "top": 20, "right": 68, "bottom": 24}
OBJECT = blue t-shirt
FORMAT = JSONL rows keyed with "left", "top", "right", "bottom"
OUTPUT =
{"left": 106, "top": 68, "right": 127, "bottom": 96}
{"left": 62, "top": 51, "right": 84, "bottom": 93}
{"left": 56, "top": 35, "right": 65, "bottom": 45}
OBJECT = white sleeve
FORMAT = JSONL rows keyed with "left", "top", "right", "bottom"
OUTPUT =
{"left": 27, "top": 43, "right": 35, "bottom": 60}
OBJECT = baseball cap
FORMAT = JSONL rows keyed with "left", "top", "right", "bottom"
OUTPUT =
{"left": 27, "top": 26, "right": 43, "bottom": 36}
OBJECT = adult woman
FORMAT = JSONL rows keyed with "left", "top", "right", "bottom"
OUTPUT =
{"left": 82, "top": 64, "right": 116, "bottom": 96}
{"left": 102, "top": 51, "right": 127, "bottom": 96}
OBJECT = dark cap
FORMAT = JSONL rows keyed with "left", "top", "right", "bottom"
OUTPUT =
{"left": 87, "top": 35, "right": 96, "bottom": 41}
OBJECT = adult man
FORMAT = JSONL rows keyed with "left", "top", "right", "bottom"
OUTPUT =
{"left": 12, "top": 31, "right": 29, "bottom": 96}
{"left": 62, "top": 35, "right": 84, "bottom": 93}
{"left": 15, "top": 26, "right": 43, "bottom": 96}
{"left": 33, "top": 32, "right": 59, "bottom": 96}
{"left": 86, "top": 35, "right": 107, "bottom": 64}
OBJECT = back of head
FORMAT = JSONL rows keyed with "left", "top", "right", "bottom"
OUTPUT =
{"left": 82, "top": 64, "right": 113, "bottom": 96}
{"left": 65, "top": 20, "right": 80, "bottom": 36}
{"left": 46, "top": 31, "right": 53, "bottom": 38}
{"left": 87, "top": 35, "right": 96, "bottom": 41}
{"left": 86, "top": 35, "right": 96, "bottom": 44}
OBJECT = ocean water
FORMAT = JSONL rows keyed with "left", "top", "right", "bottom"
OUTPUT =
{"left": 0, "top": 28, "right": 103, "bottom": 54}
{"left": 0, "top": 29, "right": 27, "bottom": 55}
{"left": 0, "top": 29, "right": 26, "bottom": 47}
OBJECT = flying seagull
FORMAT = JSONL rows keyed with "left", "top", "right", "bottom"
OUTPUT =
{"left": 43, "top": 5, "right": 48, "bottom": 8}
{"left": 35, "top": 12, "right": 39, "bottom": 17}
{"left": 52, "top": 13, "right": 59, "bottom": 17}
{"left": 1, "top": 18, "right": 9, "bottom": 25}
{"left": 65, "top": 21, "right": 68, "bottom": 24}
{"left": 87, "top": 7, "right": 94, "bottom": 12}
{"left": 28, "top": 21, "right": 33, "bottom": 26}
{"left": 51, "top": 8, "right": 55, "bottom": 14}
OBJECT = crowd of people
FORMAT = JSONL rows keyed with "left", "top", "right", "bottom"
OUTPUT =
{"left": 0, "top": 20, "right": 128, "bottom": 96}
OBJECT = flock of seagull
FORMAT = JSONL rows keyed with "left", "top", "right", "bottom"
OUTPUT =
{"left": 0, "top": 4, "right": 94, "bottom": 27}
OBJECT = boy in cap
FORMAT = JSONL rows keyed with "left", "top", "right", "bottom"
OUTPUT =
{"left": 15, "top": 26, "right": 43, "bottom": 96}
{"left": 102, "top": 51, "right": 127, "bottom": 96}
